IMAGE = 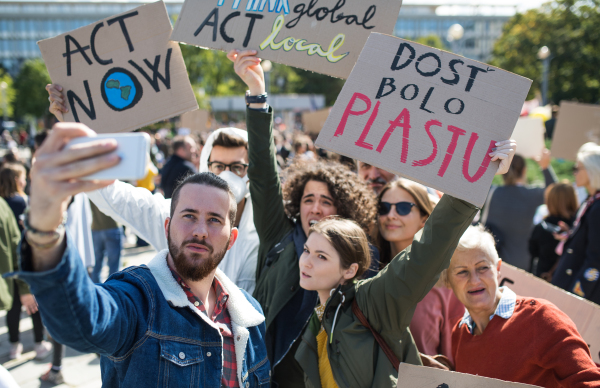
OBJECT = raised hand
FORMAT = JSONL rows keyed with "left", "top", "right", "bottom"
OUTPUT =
{"left": 226, "top": 49, "right": 265, "bottom": 96}
{"left": 29, "top": 123, "right": 118, "bottom": 234}
{"left": 46, "top": 84, "right": 68, "bottom": 122}
{"left": 490, "top": 139, "right": 517, "bottom": 175}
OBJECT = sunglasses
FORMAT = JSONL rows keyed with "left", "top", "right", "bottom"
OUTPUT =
{"left": 378, "top": 201, "right": 417, "bottom": 216}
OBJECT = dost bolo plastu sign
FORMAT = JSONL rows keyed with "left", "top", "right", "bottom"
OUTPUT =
{"left": 38, "top": 1, "right": 198, "bottom": 133}
{"left": 171, "top": 0, "right": 403, "bottom": 79}
{"left": 316, "top": 33, "right": 532, "bottom": 207}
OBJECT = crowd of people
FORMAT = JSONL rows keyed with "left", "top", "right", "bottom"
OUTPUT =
{"left": 0, "top": 48, "right": 597, "bottom": 388}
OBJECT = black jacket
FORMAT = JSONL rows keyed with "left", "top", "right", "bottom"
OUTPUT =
{"left": 529, "top": 215, "right": 573, "bottom": 277}
{"left": 160, "top": 155, "right": 195, "bottom": 199}
{"left": 552, "top": 195, "right": 600, "bottom": 304}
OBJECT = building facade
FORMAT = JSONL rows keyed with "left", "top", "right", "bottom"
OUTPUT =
{"left": 395, "top": 4, "right": 513, "bottom": 61}
{"left": 1, "top": 1, "right": 513, "bottom": 76}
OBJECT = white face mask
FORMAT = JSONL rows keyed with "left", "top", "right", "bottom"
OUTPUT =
{"left": 219, "top": 171, "right": 249, "bottom": 204}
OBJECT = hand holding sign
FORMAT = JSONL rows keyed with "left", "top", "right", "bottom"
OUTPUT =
{"left": 491, "top": 139, "right": 517, "bottom": 176}
{"left": 227, "top": 50, "right": 265, "bottom": 96}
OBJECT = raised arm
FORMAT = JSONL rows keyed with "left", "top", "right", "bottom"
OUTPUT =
{"left": 88, "top": 181, "right": 170, "bottom": 252}
{"left": 356, "top": 140, "right": 516, "bottom": 334}
{"left": 15, "top": 123, "right": 141, "bottom": 354}
{"left": 228, "top": 50, "right": 293, "bottom": 276}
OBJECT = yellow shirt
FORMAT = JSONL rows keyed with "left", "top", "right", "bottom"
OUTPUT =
{"left": 315, "top": 305, "right": 339, "bottom": 388}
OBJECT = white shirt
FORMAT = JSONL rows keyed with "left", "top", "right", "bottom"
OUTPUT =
{"left": 87, "top": 181, "right": 259, "bottom": 293}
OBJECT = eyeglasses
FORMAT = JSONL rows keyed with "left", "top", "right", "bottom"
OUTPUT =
{"left": 378, "top": 201, "right": 416, "bottom": 216}
{"left": 573, "top": 166, "right": 580, "bottom": 174}
{"left": 208, "top": 162, "right": 249, "bottom": 177}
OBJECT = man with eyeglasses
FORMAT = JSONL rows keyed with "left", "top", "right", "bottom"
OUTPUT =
{"left": 45, "top": 83, "right": 260, "bottom": 293}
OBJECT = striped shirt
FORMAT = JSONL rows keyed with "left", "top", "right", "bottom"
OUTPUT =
{"left": 459, "top": 286, "right": 516, "bottom": 335}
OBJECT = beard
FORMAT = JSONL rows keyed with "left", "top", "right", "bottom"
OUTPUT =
{"left": 167, "top": 226, "right": 230, "bottom": 282}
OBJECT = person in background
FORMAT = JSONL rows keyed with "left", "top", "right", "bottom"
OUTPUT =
{"left": 89, "top": 202, "right": 123, "bottom": 284}
{"left": 357, "top": 161, "right": 396, "bottom": 195}
{"left": 160, "top": 135, "right": 198, "bottom": 198}
{"left": 375, "top": 179, "right": 464, "bottom": 363}
{"left": 552, "top": 143, "right": 600, "bottom": 304}
{"left": 445, "top": 225, "right": 600, "bottom": 387}
{"left": 482, "top": 150, "right": 556, "bottom": 271}
{"left": 0, "top": 164, "right": 52, "bottom": 360}
{"left": 529, "top": 182, "right": 578, "bottom": 280}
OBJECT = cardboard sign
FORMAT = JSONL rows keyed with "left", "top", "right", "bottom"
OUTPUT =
{"left": 550, "top": 101, "right": 600, "bottom": 161}
{"left": 500, "top": 263, "right": 600, "bottom": 364}
{"left": 303, "top": 108, "right": 331, "bottom": 134}
{"left": 38, "top": 1, "right": 198, "bottom": 133}
{"left": 180, "top": 109, "right": 211, "bottom": 133}
{"left": 396, "top": 364, "right": 539, "bottom": 388}
{"left": 170, "top": 0, "right": 403, "bottom": 79}
{"left": 315, "top": 34, "right": 532, "bottom": 207}
{"left": 510, "top": 117, "right": 545, "bottom": 159}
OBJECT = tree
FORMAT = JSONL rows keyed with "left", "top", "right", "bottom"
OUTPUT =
{"left": 13, "top": 58, "right": 52, "bottom": 119}
{"left": 0, "top": 69, "right": 15, "bottom": 119}
{"left": 415, "top": 35, "right": 447, "bottom": 51}
{"left": 180, "top": 44, "right": 345, "bottom": 106}
{"left": 491, "top": 0, "right": 600, "bottom": 104}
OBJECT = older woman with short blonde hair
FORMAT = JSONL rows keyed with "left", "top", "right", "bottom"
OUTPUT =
{"left": 444, "top": 225, "right": 600, "bottom": 387}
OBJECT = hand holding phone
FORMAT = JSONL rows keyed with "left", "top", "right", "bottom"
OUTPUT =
{"left": 65, "top": 133, "right": 150, "bottom": 181}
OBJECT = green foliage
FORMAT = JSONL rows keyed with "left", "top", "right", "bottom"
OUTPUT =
{"left": 181, "top": 45, "right": 247, "bottom": 97}
{"left": 0, "top": 70, "right": 15, "bottom": 118}
{"left": 179, "top": 43, "right": 345, "bottom": 106}
{"left": 13, "top": 58, "right": 51, "bottom": 119}
{"left": 414, "top": 35, "right": 448, "bottom": 51}
{"left": 491, "top": 0, "right": 600, "bottom": 103}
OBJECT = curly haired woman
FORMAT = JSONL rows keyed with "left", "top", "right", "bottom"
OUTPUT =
{"left": 228, "top": 49, "right": 379, "bottom": 387}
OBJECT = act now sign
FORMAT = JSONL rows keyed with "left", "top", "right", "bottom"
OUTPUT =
{"left": 316, "top": 33, "right": 532, "bottom": 207}
{"left": 38, "top": 1, "right": 198, "bottom": 133}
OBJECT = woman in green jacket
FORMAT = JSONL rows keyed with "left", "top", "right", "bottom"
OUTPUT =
{"left": 229, "top": 50, "right": 379, "bottom": 387}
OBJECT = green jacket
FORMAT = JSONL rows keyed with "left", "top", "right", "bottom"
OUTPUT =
{"left": 0, "top": 197, "right": 30, "bottom": 310}
{"left": 295, "top": 194, "right": 478, "bottom": 388}
{"left": 247, "top": 107, "right": 311, "bottom": 387}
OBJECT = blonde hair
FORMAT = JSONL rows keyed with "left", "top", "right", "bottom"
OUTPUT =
{"left": 440, "top": 224, "right": 499, "bottom": 286}
{"left": 0, "top": 163, "right": 26, "bottom": 198}
{"left": 309, "top": 217, "right": 371, "bottom": 280}
{"left": 577, "top": 142, "right": 600, "bottom": 192}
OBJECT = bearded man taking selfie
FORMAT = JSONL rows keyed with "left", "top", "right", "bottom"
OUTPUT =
{"left": 10, "top": 123, "right": 270, "bottom": 388}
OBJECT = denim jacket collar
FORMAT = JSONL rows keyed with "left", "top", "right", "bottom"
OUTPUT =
{"left": 147, "top": 250, "right": 265, "bottom": 386}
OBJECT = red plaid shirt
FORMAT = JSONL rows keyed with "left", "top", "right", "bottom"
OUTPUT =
{"left": 170, "top": 268, "right": 239, "bottom": 388}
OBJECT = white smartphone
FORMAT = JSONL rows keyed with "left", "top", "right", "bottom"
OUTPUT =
{"left": 65, "top": 132, "right": 151, "bottom": 181}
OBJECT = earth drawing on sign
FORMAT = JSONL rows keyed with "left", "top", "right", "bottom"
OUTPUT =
{"left": 106, "top": 79, "right": 132, "bottom": 100}
{"left": 102, "top": 70, "right": 139, "bottom": 110}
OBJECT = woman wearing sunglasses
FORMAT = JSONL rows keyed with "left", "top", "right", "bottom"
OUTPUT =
{"left": 375, "top": 180, "right": 465, "bottom": 364}
{"left": 293, "top": 140, "right": 517, "bottom": 388}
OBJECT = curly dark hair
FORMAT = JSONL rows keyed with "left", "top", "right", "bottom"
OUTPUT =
{"left": 282, "top": 160, "right": 376, "bottom": 234}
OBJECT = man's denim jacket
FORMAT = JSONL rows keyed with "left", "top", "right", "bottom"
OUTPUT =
{"left": 15, "top": 235, "right": 271, "bottom": 387}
